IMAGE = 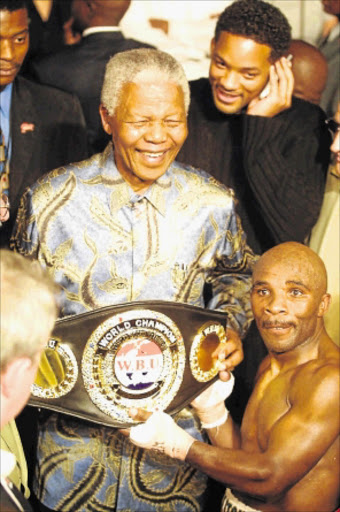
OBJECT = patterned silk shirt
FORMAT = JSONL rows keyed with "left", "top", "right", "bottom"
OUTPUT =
{"left": 12, "top": 144, "right": 255, "bottom": 512}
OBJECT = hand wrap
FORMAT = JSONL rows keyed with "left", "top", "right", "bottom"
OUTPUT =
{"left": 190, "top": 373, "right": 235, "bottom": 429}
{"left": 129, "top": 411, "right": 195, "bottom": 460}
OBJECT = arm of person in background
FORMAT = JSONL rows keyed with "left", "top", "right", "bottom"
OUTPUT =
{"left": 241, "top": 56, "right": 331, "bottom": 245}
{"left": 63, "top": 16, "right": 82, "bottom": 45}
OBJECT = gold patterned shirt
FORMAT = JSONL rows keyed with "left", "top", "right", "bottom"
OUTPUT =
{"left": 11, "top": 144, "right": 255, "bottom": 512}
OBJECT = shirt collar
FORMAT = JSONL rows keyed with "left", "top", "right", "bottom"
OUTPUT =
{"left": 100, "top": 144, "right": 172, "bottom": 216}
{"left": 0, "top": 449, "right": 16, "bottom": 478}
{"left": 82, "top": 26, "right": 122, "bottom": 37}
{"left": 0, "top": 83, "right": 13, "bottom": 119}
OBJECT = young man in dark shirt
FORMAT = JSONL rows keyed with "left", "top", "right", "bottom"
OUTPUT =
{"left": 178, "top": 0, "right": 331, "bottom": 256}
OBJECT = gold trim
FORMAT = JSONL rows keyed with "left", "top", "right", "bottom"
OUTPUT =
{"left": 190, "top": 322, "right": 226, "bottom": 382}
{"left": 32, "top": 339, "right": 78, "bottom": 398}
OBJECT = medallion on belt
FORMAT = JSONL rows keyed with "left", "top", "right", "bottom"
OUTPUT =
{"left": 190, "top": 321, "right": 226, "bottom": 382}
{"left": 82, "top": 309, "right": 185, "bottom": 424}
{"left": 32, "top": 339, "right": 78, "bottom": 398}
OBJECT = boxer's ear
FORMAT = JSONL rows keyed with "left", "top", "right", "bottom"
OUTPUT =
{"left": 1, "top": 357, "right": 33, "bottom": 398}
{"left": 318, "top": 293, "right": 331, "bottom": 317}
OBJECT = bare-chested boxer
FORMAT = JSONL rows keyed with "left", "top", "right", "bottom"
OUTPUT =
{"left": 129, "top": 241, "right": 340, "bottom": 512}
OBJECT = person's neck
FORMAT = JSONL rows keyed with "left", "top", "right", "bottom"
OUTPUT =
{"left": 0, "top": 405, "right": 10, "bottom": 430}
{"left": 88, "top": 17, "right": 120, "bottom": 28}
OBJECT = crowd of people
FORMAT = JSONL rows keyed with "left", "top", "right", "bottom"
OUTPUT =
{"left": 0, "top": 1, "right": 339, "bottom": 511}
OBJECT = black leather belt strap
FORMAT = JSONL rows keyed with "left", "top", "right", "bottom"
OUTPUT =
{"left": 30, "top": 300, "right": 228, "bottom": 427}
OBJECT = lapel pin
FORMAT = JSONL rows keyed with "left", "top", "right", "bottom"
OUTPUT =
{"left": 20, "top": 122, "right": 35, "bottom": 134}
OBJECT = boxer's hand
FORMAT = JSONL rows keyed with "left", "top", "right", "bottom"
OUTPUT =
{"left": 214, "top": 328, "right": 243, "bottom": 380}
{"left": 247, "top": 56, "right": 294, "bottom": 117}
{"left": 129, "top": 410, "right": 195, "bottom": 460}
{"left": 191, "top": 373, "right": 235, "bottom": 410}
{"left": 190, "top": 374, "right": 234, "bottom": 428}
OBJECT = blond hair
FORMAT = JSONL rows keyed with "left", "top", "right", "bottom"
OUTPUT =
{"left": 101, "top": 48, "right": 190, "bottom": 115}
{"left": 0, "top": 251, "right": 59, "bottom": 372}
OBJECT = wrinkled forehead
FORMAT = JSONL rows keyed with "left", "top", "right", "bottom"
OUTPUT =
{"left": 253, "top": 248, "right": 327, "bottom": 295}
{"left": 118, "top": 80, "right": 186, "bottom": 109}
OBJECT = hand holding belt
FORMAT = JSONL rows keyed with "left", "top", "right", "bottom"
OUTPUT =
{"left": 30, "top": 300, "right": 230, "bottom": 427}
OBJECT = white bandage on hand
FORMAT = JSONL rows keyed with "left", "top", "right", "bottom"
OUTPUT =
{"left": 190, "top": 373, "right": 235, "bottom": 429}
{"left": 129, "top": 411, "right": 196, "bottom": 461}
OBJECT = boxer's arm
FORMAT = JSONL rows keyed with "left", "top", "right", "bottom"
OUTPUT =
{"left": 186, "top": 363, "right": 339, "bottom": 497}
{"left": 131, "top": 362, "right": 339, "bottom": 500}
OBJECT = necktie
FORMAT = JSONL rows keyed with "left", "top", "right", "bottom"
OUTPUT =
{"left": 0, "top": 127, "right": 10, "bottom": 197}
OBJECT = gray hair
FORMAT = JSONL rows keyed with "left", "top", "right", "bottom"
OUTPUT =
{"left": 101, "top": 48, "right": 190, "bottom": 115}
{"left": 0, "top": 250, "right": 59, "bottom": 372}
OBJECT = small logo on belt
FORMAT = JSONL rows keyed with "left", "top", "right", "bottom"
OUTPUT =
{"left": 115, "top": 338, "right": 163, "bottom": 391}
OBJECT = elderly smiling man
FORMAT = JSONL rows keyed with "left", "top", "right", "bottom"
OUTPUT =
{"left": 12, "top": 49, "right": 255, "bottom": 512}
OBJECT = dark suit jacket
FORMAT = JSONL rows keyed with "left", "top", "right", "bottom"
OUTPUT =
{"left": 0, "top": 479, "right": 32, "bottom": 511}
{"left": 30, "top": 30, "right": 154, "bottom": 154}
{"left": 20, "top": 0, "right": 71, "bottom": 77}
{"left": 318, "top": 33, "right": 340, "bottom": 116}
{"left": 0, "top": 76, "right": 88, "bottom": 247}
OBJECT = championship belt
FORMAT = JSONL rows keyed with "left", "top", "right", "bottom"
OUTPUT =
{"left": 30, "top": 301, "right": 229, "bottom": 427}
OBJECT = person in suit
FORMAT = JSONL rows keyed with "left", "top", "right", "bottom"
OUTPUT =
{"left": 30, "top": 0, "right": 155, "bottom": 155}
{"left": 317, "top": 0, "right": 340, "bottom": 117}
{"left": 310, "top": 102, "right": 340, "bottom": 344}
{"left": 0, "top": 0, "right": 88, "bottom": 248}
{"left": 19, "top": 0, "right": 72, "bottom": 77}
{"left": 0, "top": 250, "right": 58, "bottom": 512}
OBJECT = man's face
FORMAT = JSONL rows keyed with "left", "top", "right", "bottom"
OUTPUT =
{"left": 330, "top": 103, "right": 340, "bottom": 176}
{"left": 321, "top": 0, "right": 340, "bottom": 16}
{"left": 0, "top": 8, "right": 29, "bottom": 91}
{"left": 209, "top": 32, "right": 272, "bottom": 114}
{"left": 251, "top": 257, "right": 326, "bottom": 354}
{"left": 100, "top": 81, "right": 188, "bottom": 193}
